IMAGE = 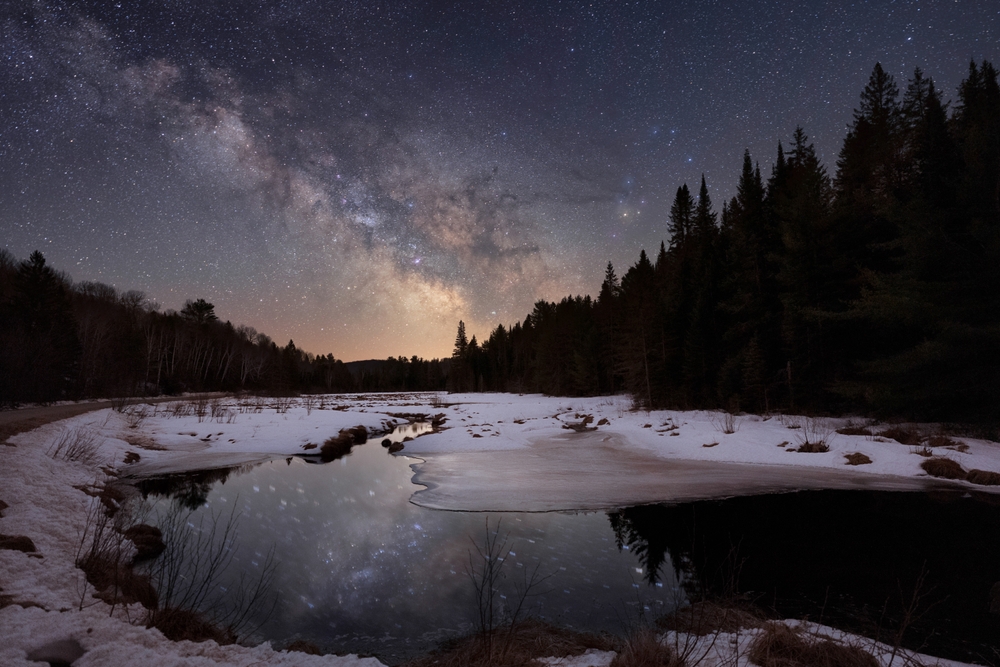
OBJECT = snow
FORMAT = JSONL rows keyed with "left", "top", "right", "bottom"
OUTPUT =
{"left": 2, "top": 391, "right": 996, "bottom": 666}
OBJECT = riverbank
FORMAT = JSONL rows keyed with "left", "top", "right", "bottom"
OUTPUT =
{"left": 1, "top": 393, "right": 996, "bottom": 666}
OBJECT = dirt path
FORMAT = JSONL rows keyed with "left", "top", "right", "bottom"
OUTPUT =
{"left": 0, "top": 395, "right": 224, "bottom": 444}
{"left": 409, "top": 429, "right": 951, "bottom": 511}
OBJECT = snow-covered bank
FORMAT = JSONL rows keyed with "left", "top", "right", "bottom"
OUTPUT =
{"left": 400, "top": 393, "right": 1000, "bottom": 510}
{"left": 2, "top": 392, "right": 997, "bottom": 666}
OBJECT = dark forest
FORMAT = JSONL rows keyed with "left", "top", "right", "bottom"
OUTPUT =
{"left": 4, "top": 62, "right": 999, "bottom": 423}
{"left": 449, "top": 62, "right": 1000, "bottom": 424}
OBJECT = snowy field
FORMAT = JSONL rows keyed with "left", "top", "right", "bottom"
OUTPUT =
{"left": 2, "top": 391, "right": 996, "bottom": 666}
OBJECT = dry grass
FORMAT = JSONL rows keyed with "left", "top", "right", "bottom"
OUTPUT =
{"left": 319, "top": 431, "right": 357, "bottom": 461}
{"left": 967, "top": 469, "right": 1000, "bottom": 486}
{"left": 794, "top": 418, "right": 834, "bottom": 452}
{"left": 796, "top": 442, "right": 830, "bottom": 453}
{"left": 747, "top": 623, "right": 879, "bottom": 667}
{"left": 610, "top": 626, "right": 680, "bottom": 667}
{"left": 47, "top": 428, "right": 101, "bottom": 464}
{"left": 78, "top": 551, "right": 159, "bottom": 608}
{"left": 836, "top": 423, "right": 873, "bottom": 437}
{"left": 146, "top": 607, "right": 236, "bottom": 644}
{"left": 403, "top": 619, "right": 613, "bottom": 667}
{"left": 878, "top": 427, "right": 921, "bottom": 446}
{"left": 284, "top": 639, "right": 324, "bottom": 655}
{"left": 920, "top": 457, "right": 966, "bottom": 480}
{"left": 925, "top": 435, "right": 960, "bottom": 448}
{"left": 658, "top": 600, "right": 766, "bottom": 636}
{"left": 0, "top": 534, "right": 37, "bottom": 552}
{"left": 843, "top": 452, "right": 872, "bottom": 466}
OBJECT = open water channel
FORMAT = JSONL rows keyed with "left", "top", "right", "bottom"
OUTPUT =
{"left": 138, "top": 423, "right": 1000, "bottom": 665}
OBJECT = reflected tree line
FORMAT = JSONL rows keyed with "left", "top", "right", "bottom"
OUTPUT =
{"left": 450, "top": 62, "right": 1000, "bottom": 423}
{"left": 607, "top": 491, "right": 1000, "bottom": 663}
{"left": 0, "top": 251, "right": 448, "bottom": 405}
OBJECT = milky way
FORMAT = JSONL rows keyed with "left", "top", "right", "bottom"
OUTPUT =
{"left": 2, "top": 1, "right": 997, "bottom": 360}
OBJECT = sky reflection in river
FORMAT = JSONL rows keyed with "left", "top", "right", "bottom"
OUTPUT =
{"left": 146, "top": 428, "right": 679, "bottom": 661}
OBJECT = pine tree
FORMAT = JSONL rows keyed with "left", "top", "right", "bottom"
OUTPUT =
{"left": 667, "top": 185, "right": 694, "bottom": 250}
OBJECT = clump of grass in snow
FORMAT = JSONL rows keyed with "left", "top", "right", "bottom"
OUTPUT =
{"left": 795, "top": 418, "right": 834, "bottom": 453}
{"left": 920, "top": 457, "right": 965, "bottom": 479}
{"left": 879, "top": 426, "right": 921, "bottom": 446}
{"left": 404, "top": 619, "right": 613, "bottom": 667}
{"left": 748, "top": 623, "right": 879, "bottom": 667}
{"left": 844, "top": 453, "right": 872, "bottom": 466}
{"left": 966, "top": 469, "right": 1000, "bottom": 486}
{"left": 609, "top": 626, "right": 680, "bottom": 667}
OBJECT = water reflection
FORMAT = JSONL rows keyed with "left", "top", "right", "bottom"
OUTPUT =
{"left": 139, "top": 424, "right": 1000, "bottom": 665}
{"left": 143, "top": 424, "right": 680, "bottom": 663}
{"left": 606, "top": 492, "right": 1000, "bottom": 665}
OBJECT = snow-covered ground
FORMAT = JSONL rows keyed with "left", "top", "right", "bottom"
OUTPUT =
{"left": 2, "top": 392, "right": 995, "bottom": 666}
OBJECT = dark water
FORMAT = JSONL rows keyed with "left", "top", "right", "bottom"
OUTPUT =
{"left": 139, "top": 426, "right": 1000, "bottom": 666}
{"left": 140, "top": 424, "right": 681, "bottom": 663}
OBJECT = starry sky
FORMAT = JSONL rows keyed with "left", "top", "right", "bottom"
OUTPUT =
{"left": 2, "top": 1, "right": 998, "bottom": 361}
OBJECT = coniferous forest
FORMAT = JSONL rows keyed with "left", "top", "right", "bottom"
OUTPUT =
{"left": 449, "top": 62, "right": 1000, "bottom": 424}
{"left": 3, "top": 62, "right": 998, "bottom": 424}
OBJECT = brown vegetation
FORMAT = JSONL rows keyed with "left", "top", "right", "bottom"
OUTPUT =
{"left": 0, "top": 534, "right": 37, "bottom": 552}
{"left": 78, "top": 551, "right": 159, "bottom": 608}
{"left": 843, "top": 453, "right": 872, "bottom": 466}
{"left": 284, "top": 639, "right": 324, "bottom": 655}
{"left": 658, "top": 600, "right": 766, "bottom": 636}
{"left": 319, "top": 431, "right": 357, "bottom": 461}
{"left": 796, "top": 442, "right": 830, "bottom": 453}
{"left": 146, "top": 607, "right": 236, "bottom": 644}
{"left": 747, "top": 623, "right": 879, "bottom": 667}
{"left": 878, "top": 427, "right": 921, "bottom": 446}
{"left": 925, "top": 435, "right": 960, "bottom": 448}
{"left": 403, "top": 619, "right": 613, "bottom": 667}
{"left": 836, "top": 424, "right": 873, "bottom": 437}
{"left": 967, "top": 469, "right": 1000, "bottom": 486}
{"left": 124, "top": 524, "right": 166, "bottom": 562}
{"left": 920, "top": 457, "right": 966, "bottom": 479}
{"left": 610, "top": 626, "right": 679, "bottom": 667}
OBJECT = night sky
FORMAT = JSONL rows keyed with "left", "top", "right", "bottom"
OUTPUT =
{"left": 2, "top": 1, "right": 998, "bottom": 361}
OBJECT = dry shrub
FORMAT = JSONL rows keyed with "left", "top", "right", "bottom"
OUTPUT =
{"left": 836, "top": 424, "right": 872, "bottom": 437}
{"left": 967, "top": 469, "right": 1000, "bottom": 486}
{"left": 925, "top": 435, "right": 960, "bottom": 448}
{"left": 0, "top": 534, "right": 37, "bottom": 552}
{"left": 796, "top": 442, "right": 830, "bottom": 453}
{"left": 146, "top": 607, "right": 236, "bottom": 644}
{"left": 879, "top": 427, "right": 921, "bottom": 446}
{"left": 920, "top": 457, "right": 966, "bottom": 480}
{"left": 320, "top": 432, "right": 356, "bottom": 461}
{"left": 748, "top": 623, "right": 878, "bottom": 667}
{"left": 611, "top": 626, "right": 679, "bottom": 667}
{"left": 844, "top": 453, "right": 872, "bottom": 466}
{"left": 404, "top": 619, "right": 612, "bottom": 667}
{"left": 48, "top": 428, "right": 101, "bottom": 464}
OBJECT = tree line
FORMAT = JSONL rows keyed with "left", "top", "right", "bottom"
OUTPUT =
{"left": 450, "top": 61, "right": 1000, "bottom": 424}
{"left": 0, "top": 250, "right": 447, "bottom": 405}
